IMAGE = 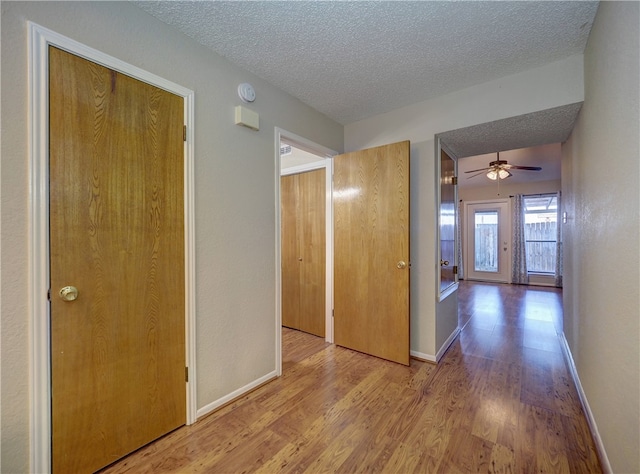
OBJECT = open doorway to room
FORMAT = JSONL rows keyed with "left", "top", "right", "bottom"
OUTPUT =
{"left": 276, "top": 130, "right": 336, "bottom": 373}
{"left": 457, "top": 144, "right": 562, "bottom": 287}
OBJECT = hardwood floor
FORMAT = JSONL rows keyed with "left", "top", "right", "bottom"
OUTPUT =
{"left": 101, "top": 281, "right": 601, "bottom": 473}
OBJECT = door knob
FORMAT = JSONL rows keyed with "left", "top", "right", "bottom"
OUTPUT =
{"left": 59, "top": 286, "right": 78, "bottom": 302}
{"left": 440, "top": 260, "right": 449, "bottom": 266}
{"left": 397, "top": 261, "right": 407, "bottom": 269}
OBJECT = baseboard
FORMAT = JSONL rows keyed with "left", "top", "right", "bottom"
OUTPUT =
{"left": 559, "top": 333, "right": 612, "bottom": 473}
{"left": 436, "top": 327, "right": 460, "bottom": 362}
{"left": 196, "top": 370, "right": 278, "bottom": 419}
{"left": 410, "top": 327, "right": 461, "bottom": 364}
{"left": 410, "top": 350, "right": 436, "bottom": 363}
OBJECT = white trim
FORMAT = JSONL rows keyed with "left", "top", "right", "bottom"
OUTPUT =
{"left": 409, "top": 350, "right": 436, "bottom": 363}
{"left": 275, "top": 128, "right": 337, "bottom": 376}
{"left": 279, "top": 131, "right": 337, "bottom": 159}
{"left": 28, "top": 22, "right": 197, "bottom": 473}
{"left": 196, "top": 371, "right": 278, "bottom": 419}
{"left": 559, "top": 333, "right": 612, "bottom": 473}
{"left": 274, "top": 132, "right": 283, "bottom": 376}
{"left": 463, "top": 199, "right": 512, "bottom": 283}
{"left": 436, "top": 327, "right": 460, "bottom": 362}
{"left": 439, "top": 282, "right": 459, "bottom": 301}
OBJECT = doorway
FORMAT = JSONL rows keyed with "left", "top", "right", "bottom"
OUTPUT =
{"left": 280, "top": 147, "right": 330, "bottom": 338}
{"left": 276, "top": 132, "right": 411, "bottom": 369}
{"left": 29, "top": 23, "right": 196, "bottom": 473}
{"left": 276, "top": 130, "right": 336, "bottom": 375}
{"left": 464, "top": 200, "right": 511, "bottom": 283}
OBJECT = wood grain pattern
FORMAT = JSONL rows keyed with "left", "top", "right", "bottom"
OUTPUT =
{"left": 333, "top": 141, "right": 410, "bottom": 365}
{"left": 281, "top": 169, "right": 326, "bottom": 337}
{"left": 49, "top": 46, "right": 185, "bottom": 473}
{"left": 100, "top": 281, "right": 602, "bottom": 473}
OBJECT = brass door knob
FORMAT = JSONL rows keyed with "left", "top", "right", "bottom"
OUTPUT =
{"left": 397, "top": 261, "right": 407, "bottom": 269}
{"left": 440, "top": 260, "right": 450, "bottom": 266}
{"left": 59, "top": 286, "right": 78, "bottom": 302}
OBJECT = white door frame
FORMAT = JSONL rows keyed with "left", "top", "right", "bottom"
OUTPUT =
{"left": 464, "top": 199, "right": 512, "bottom": 283}
{"left": 28, "top": 22, "right": 197, "bottom": 473}
{"left": 275, "top": 128, "right": 336, "bottom": 376}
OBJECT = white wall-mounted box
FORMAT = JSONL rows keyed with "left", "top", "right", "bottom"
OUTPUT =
{"left": 234, "top": 105, "right": 259, "bottom": 131}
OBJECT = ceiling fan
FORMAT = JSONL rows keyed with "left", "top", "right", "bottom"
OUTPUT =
{"left": 465, "top": 152, "right": 542, "bottom": 180}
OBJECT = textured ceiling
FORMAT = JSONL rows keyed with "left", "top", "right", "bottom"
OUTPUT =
{"left": 133, "top": 1, "right": 598, "bottom": 125}
{"left": 442, "top": 103, "right": 581, "bottom": 186}
{"left": 439, "top": 103, "right": 583, "bottom": 159}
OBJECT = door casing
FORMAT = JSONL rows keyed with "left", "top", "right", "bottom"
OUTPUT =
{"left": 28, "top": 22, "right": 196, "bottom": 473}
{"left": 464, "top": 199, "right": 512, "bottom": 283}
{"left": 275, "top": 128, "right": 336, "bottom": 375}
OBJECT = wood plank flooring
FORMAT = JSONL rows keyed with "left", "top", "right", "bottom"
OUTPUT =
{"left": 101, "top": 281, "right": 601, "bottom": 473}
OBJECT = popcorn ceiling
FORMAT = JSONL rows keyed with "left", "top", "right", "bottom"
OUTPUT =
{"left": 133, "top": 1, "right": 598, "bottom": 125}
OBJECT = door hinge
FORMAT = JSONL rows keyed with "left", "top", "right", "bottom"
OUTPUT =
{"left": 47, "top": 289, "right": 51, "bottom": 301}
{"left": 185, "top": 367, "right": 189, "bottom": 382}
{"left": 453, "top": 265, "right": 458, "bottom": 275}
{"left": 332, "top": 309, "right": 334, "bottom": 318}
{"left": 451, "top": 176, "right": 458, "bottom": 186}
{"left": 183, "top": 125, "right": 187, "bottom": 142}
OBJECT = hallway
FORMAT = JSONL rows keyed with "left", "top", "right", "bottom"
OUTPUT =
{"left": 102, "top": 281, "right": 601, "bottom": 473}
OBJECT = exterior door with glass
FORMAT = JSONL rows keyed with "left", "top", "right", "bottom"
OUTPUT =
{"left": 465, "top": 200, "right": 511, "bottom": 283}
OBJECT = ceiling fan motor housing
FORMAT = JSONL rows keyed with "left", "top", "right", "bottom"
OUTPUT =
{"left": 489, "top": 160, "right": 509, "bottom": 167}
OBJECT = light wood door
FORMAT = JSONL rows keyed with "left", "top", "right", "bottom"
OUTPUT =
{"left": 49, "top": 47, "right": 186, "bottom": 473}
{"left": 281, "top": 169, "right": 326, "bottom": 337}
{"left": 333, "top": 141, "right": 410, "bottom": 365}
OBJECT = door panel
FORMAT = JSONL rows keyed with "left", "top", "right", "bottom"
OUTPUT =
{"left": 49, "top": 47, "right": 185, "bottom": 473}
{"left": 281, "top": 169, "right": 326, "bottom": 337}
{"left": 334, "top": 141, "right": 410, "bottom": 365}
{"left": 465, "top": 201, "right": 511, "bottom": 283}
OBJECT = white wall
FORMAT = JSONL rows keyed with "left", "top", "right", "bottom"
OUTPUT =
{"left": 345, "top": 56, "right": 583, "bottom": 358}
{"left": 0, "top": 2, "right": 343, "bottom": 471}
{"left": 562, "top": 2, "right": 640, "bottom": 472}
{"left": 345, "top": 54, "right": 584, "bottom": 152}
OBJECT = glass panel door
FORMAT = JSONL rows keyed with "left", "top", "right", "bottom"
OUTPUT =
{"left": 474, "top": 211, "right": 498, "bottom": 272}
{"left": 465, "top": 200, "right": 511, "bottom": 282}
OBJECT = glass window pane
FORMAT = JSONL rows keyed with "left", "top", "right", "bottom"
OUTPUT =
{"left": 524, "top": 195, "right": 557, "bottom": 273}
{"left": 474, "top": 211, "right": 498, "bottom": 272}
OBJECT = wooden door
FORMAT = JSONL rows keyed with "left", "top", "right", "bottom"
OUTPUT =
{"left": 334, "top": 141, "right": 410, "bottom": 365}
{"left": 49, "top": 47, "right": 186, "bottom": 473}
{"left": 281, "top": 169, "right": 326, "bottom": 337}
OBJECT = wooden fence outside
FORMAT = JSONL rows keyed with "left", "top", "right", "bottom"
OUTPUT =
{"left": 474, "top": 221, "right": 557, "bottom": 273}
{"left": 525, "top": 221, "right": 557, "bottom": 273}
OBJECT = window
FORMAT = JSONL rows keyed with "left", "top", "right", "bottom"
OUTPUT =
{"left": 523, "top": 195, "right": 558, "bottom": 273}
{"left": 474, "top": 210, "right": 499, "bottom": 272}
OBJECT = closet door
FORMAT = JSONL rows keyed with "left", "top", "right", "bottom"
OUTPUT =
{"left": 281, "top": 169, "right": 326, "bottom": 337}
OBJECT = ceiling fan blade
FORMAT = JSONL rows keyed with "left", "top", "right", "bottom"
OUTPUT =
{"left": 464, "top": 167, "right": 491, "bottom": 173}
{"left": 509, "top": 165, "right": 542, "bottom": 171}
{"left": 466, "top": 170, "right": 488, "bottom": 179}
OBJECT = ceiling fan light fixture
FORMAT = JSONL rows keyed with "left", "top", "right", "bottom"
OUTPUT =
{"left": 486, "top": 169, "right": 498, "bottom": 180}
{"left": 498, "top": 169, "right": 512, "bottom": 179}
